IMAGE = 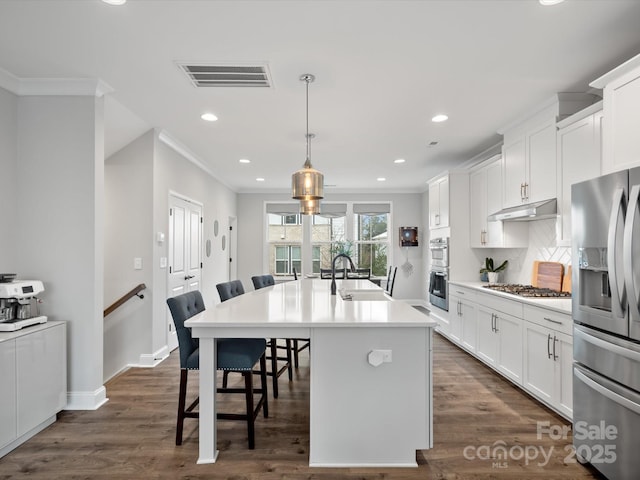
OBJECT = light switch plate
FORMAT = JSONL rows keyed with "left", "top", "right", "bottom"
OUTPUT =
{"left": 134, "top": 257, "right": 143, "bottom": 270}
{"left": 160, "top": 257, "right": 167, "bottom": 269}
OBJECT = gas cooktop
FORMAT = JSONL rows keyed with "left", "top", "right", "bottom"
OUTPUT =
{"left": 483, "top": 284, "right": 571, "bottom": 298}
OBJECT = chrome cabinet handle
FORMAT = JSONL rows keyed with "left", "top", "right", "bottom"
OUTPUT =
{"left": 524, "top": 183, "right": 529, "bottom": 201}
{"left": 184, "top": 275, "right": 195, "bottom": 280}
{"left": 547, "top": 333, "right": 552, "bottom": 359}
{"left": 543, "top": 317, "right": 563, "bottom": 325}
{"left": 553, "top": 335, "right": 558, "bottom": 361}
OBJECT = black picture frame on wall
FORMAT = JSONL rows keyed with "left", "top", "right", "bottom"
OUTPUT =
{"left": 399, "top": 226, "right": 418, "bottom": 247}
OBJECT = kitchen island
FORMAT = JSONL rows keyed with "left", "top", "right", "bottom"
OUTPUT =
{"left": 185, "top": 278, "right": 436, "bottom": 467}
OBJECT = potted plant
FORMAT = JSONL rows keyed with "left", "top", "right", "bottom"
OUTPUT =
{"left": 480, "top": 257, "right": 508, "bottom": 284}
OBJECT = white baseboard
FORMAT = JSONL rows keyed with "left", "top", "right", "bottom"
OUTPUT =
{"left": 65, "top": 386, "right": 109, "bottom": 410}
{"left": 137, "top": 345, "right": 170, "bottom": 367}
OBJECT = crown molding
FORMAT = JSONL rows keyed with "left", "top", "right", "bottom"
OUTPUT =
{"left": 0, "top": 67, "right": 113, "bottom": 97}
{"left": 157, "top": 129, "right": 236, "bottom": 192}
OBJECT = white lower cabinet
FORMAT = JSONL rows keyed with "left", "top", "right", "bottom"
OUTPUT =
{"left": 477, "top": 306, "right": 523, "bottom": 385}
{"left": 0, "top": 322, "right": 66, "bottom": 457}
{"left": 0, "top": 339, "right": 17, "bottom": 450}
{"left": 523, "top": 308, "right": 573, "bottom": 418}
{"left": 450, "top": 289, "right": 477, "bottom": 352}
{"left": 445, "top": 284, "right": 573, "bottom": 420}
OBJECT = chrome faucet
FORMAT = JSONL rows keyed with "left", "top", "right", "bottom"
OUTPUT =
{"left": 331, "top": 253, "right": 356, "bottom": 295}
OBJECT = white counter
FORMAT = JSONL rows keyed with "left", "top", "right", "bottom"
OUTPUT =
{"left": 186, "top": 279, "right": 436, "bottom": 467}
{"left": 449, "top": 280, "right": 572, "bottom": 315}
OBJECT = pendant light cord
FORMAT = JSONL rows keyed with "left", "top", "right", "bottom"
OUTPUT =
{"left": 305, "top": 77, "right": 311, "bottom": 166}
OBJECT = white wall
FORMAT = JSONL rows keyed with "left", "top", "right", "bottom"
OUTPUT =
{"left": 0, "top": 87, "right": 17, "bottom": 269}
{"left": 17, "top": 94, "right": 105, "bottom": 410}
{"left": 237, "top": 192, "right": 425, "bottom": 302}
{"left": 104, "top": 131, "right": 154, "bottom": 380}
{"left": 153, "top": 133, "right": 237, "bottom": 338}
{"left": 102, "top": 129, "right": 238, "bottom": 380}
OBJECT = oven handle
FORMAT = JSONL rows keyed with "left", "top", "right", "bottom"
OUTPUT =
{"left": 574, "top": 368, "right": 640, "bottom": 415}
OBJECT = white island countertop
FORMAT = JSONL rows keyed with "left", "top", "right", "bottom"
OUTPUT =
{"left": 449, "top": 280, "right": 572, "bottom": 315}
{"left": 187, "top": 278, "right": 437, "bottom": 330}
{"left": 186, "top": 278, "right": 436, "bottom": 468}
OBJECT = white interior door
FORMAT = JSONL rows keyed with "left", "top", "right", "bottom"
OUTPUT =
{"left": 167, "top": 194, "right": 202, "bottom": 351}
{"left": 228, "top": 216, "right": 237, "bottom": 281}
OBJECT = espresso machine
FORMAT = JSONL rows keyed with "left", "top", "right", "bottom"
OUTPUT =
{"left": 0, "top": 279, "right": 46, "bottom": 331}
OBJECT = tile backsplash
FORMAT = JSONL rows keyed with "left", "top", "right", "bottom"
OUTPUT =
{"left": 473, "top": 218, "right": 571, "bottom": 284}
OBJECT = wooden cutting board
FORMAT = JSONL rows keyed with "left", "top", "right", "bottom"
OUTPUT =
{"left": 562, "top": 265, "right": 572, "bottom": 293}
{"left": 531, "top": 261, "right": 564, "bottom": 291}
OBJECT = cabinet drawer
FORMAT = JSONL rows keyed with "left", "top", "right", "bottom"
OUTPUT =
{"left": 475, "top": 292, "right": 523, "bottom": 319}
{"left": 524, "top": 304, "right": 572, "bottom": 335}
{"left": 449, "top": 286, "right": 477, "bottom": 303}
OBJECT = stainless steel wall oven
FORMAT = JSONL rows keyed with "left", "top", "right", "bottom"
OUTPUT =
{"left": 429, "top": 237, "right": 449, "bottom": 311}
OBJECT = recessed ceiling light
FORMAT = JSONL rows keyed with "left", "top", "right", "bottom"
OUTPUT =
{"left": 394, "top": 159, "right": 406, "bottom": 164}
{"left": 256, "top": 177, "right": 265, "bottom": 182}
{"left": 239, "top": 158, "right": 251, "bottom": 164}
{"left": 431, "top": 114, "right": 448, "bottom": 123}
{"left": 201, "top": 112, "right": 218, "bottom": 122}
{"left": 101, "top": 0, "right": 127, "bottom": 5}
{"left": 539, "top": 0, "right": 564, "bottom": 5}
{"left": 377, "top": 177, "right": 386, "bottom": 182}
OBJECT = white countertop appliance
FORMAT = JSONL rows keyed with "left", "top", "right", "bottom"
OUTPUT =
{"left": 0, "top": 279, "right": 47, "bottom": 331}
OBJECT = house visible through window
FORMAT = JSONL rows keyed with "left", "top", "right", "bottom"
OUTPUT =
{"left": 265, "top": 202, "right": 391, "bottom": 278}
{"left": 275, "top": 245, "right": 301, "bottom": 274}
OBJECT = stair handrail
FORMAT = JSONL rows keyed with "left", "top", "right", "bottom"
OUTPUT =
{"left": 104, "top": 283, "right": 146, "bottom": 318}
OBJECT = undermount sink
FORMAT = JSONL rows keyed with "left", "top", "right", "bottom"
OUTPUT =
{"left": 340, "top": 290, "right": 392, "bottom": 301}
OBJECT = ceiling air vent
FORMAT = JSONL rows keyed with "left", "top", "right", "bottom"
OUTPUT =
{"left": 178, "top": 64, "right": 271, "bottom": 87}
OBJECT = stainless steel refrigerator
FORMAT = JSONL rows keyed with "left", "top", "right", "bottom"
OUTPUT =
{"left": 572, "top": 167, "right": 640, "bottom": 479}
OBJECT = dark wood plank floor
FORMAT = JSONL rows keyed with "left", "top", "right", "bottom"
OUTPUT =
{"left": 0, "top": 325, "right": 605, "bottom": 479}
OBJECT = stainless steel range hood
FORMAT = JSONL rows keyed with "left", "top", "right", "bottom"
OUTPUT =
{"left": 487, "top": 198, "right": 557, "bottom": 222}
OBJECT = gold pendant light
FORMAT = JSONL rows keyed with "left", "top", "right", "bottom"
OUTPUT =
{"left": 300, "top": 198, "right": 321, "bottom": 215}
{"left": 292, "top": 74, "right": 324, "bottom": 206}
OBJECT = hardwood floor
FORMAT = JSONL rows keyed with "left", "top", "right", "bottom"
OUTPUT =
{"left": 0, "top": 327, "right": 605, "bottom": 479}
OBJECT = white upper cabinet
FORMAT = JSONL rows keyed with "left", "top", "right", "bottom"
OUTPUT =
{"left": 428, "top": 175, "right": 449, "bottom": 230}
{"left": 499, "top": 94, "right": 599, "bottom": 209}
{"left": 591, "top": 53, "right": 640, "bottom": 174}
{"left": 470, "top": 156, "right": 527, "bottom": 248}
{"left": 556, "top": 102, "right": 603, "bottom": 246}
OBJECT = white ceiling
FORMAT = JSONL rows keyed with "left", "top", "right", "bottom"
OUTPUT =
{"left": 1, "top": 0, "right": 640, "bottom": 194}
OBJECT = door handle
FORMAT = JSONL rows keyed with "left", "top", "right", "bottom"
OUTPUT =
{"left": 624, "top": 184, "right": 640, "bottom": 321}
{"left": 547, "top": 333, "right": 552, "bottom": 359}
{"left": 553, "top": 335, "right": 558, "bottom": 361}
{"left": 184, "top": 275, "right": 195, "bottom": 280}
{"left": 524, "top": 183, "right": 529, "bottom": 201}
{"left": 520, "top": 183, "right": 525, "bottom": 201}
{"left": 607, "top": 187, "right": 627, "bottom": 320}
{"left": 493, "top": 314, "right": 499, "bottom": 333}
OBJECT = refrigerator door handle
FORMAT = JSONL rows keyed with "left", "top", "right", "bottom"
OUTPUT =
{"left": 624, "top": 184, "right": 640, "bottom": 322}
{"left": 608, "top": 187, "right": 626, "bottom": 319}
{"left": 574, "top": 368, "right": 640, "bottom": 416}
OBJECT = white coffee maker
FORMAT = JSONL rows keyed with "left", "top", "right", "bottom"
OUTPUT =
{"left": 0, "top": 279, "right": 47, "bottom": 331}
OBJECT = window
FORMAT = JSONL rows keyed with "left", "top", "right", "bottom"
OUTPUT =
{"left": 265, "top": 202, "right": 391, "bottom": 278}
{"left": 311, "top": 214, "right": 346, "bottom": 272}
{"left": 275, "top": 245, "right": 301, "bottom": 275}
{"left": 266, "top": 205, "right": 303, "bottom": 276}
{"left": 353, "top": 205, "right": 390, "bottom": 277}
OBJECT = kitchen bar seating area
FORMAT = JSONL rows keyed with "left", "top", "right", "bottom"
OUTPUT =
{"left": 4, "top": 2, "right": 640, "bottom": 479}
{"left": 0, "top": 324, "right": 601, "bottom": 479}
